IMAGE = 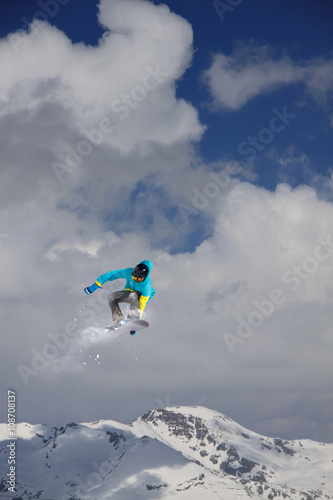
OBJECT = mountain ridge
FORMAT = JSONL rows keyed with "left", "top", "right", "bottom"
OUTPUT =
{"left": 0, "top": 405, "right": 332, "bottom": 499}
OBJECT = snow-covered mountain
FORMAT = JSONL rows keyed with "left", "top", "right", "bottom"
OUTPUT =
{"left": 0, "top": 406, "right": 332, "bottom": 499}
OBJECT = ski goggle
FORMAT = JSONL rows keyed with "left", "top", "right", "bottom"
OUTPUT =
{"left": 132, "top": 275, "right": 144, "bottom": 282}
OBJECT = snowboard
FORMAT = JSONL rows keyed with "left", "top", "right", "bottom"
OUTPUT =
{"left": 105, "top": 319, "right": 149, "bottom": 339}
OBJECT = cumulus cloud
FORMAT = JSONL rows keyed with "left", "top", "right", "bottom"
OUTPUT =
{"left": 150, "top": 181, "right": 333, "bottom": 439}
{"left": 0, "top": 0, "right": 206, "bottom": 255}
{"left": 2, "top": 0, "right": 205, "bottom": 151}
{"left": 203, "top": 42, "right": 333, "bottom": 110}
{"left": 4, "top": 171, "right": 333, "bottom": 441}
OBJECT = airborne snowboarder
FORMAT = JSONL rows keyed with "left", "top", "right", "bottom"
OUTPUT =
{"left": 84, "top": 260, "right": 155, "bottom": 329}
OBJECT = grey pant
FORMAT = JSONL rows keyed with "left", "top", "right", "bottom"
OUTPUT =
{"left": 108, "top": 290, "right": 141, "bottom": 323}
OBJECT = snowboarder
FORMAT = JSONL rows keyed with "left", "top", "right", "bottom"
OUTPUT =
{"left": 84, "top": 260, "right": 155, "bottom": 328}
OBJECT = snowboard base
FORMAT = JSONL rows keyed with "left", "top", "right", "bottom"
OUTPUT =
{"left": 105, "top": 319, "right": 149, "bottom": 339}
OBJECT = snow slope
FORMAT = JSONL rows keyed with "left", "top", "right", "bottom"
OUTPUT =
{"left": 0, "top": 406, "right": 332, "bottom": 499}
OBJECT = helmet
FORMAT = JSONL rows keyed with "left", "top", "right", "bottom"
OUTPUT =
{"left": 132, "top": 263, "right": 149, "bottom": 281}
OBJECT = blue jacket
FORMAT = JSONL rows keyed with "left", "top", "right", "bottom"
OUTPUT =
{"left": 96, "top": 260, "right": 155, "bottom": 316}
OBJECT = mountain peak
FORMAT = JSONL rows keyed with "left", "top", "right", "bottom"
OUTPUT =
{"left": 1, "top": 405, "right": 332, "bottom": 499}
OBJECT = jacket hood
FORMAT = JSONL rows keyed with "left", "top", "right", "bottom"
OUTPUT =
{"left": 139, "top": 260, "right": 153, "bottom": 275}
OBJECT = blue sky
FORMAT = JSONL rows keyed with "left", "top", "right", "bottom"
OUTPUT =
{"left": 0, "top": 0, "right": 333, "bottom": 448}
{"left": 165, "top": 0, "right": 333, "bottom": 193}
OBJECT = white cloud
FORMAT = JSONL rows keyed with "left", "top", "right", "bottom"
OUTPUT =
{"left": 45, "top": 232, "right": 121, "bottom": 261}
{"left": 1, "top": 0, "right": 205, "bottom": 152}
{"left": 305, "top": 59, "right": 333, "bottom": 105}
{"left": 203, "top": 42, "right": 333, "bottom": 110}
{"left": 0, "top": 0, "right": 206, "bottom": 253}
{"left": 5, "top": 172, "right": 333, "bottom": 441}
{"left": 149, "top": 181, "right": 333, "bottom": 439}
